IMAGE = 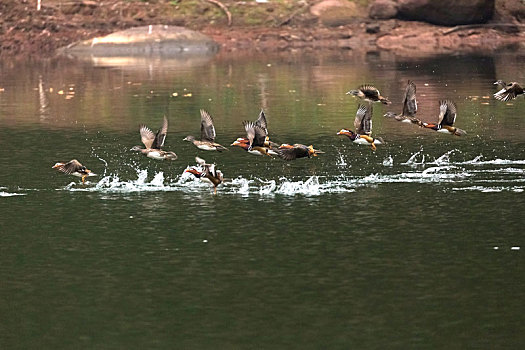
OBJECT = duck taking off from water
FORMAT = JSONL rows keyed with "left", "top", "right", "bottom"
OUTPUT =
{"left": 422, "top": 100, "right": 466, "bottom": 136}
{"left": 231, "top": 120, "right": 276, "bottom": 156}
{"left": 185, "top": 157, "right": 224, "bottom": 194}
{"left": 131, "top": 116, "right": 178, "bottom": 160}
{"left": 183, "top": 109, "right": 228, "bottom": 151}
{"left": 346, "top": 84, "right": 391, "bottom": 105}
{"left": 493, "top": 81, "right": 524, "bottom": 102}
{"left": 275, "top": 144, "right": 324, "bottom": 161}
{"left": 52, "top": 159, "right": 96, "bottom": 184}
{"left": 337, "top": 104, "right": 384, "bottom": 151}
{"left": 384, "top": 80, "right": 422, "bottom": 125}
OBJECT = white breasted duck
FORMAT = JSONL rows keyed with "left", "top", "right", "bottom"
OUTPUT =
{"left": 183, "top": 109, "right": 228, "bottom": 151}
{"left": 384, "top": 80, "right": 422, "bottom": 124}
{"left": 422, "top": 100, "right": 466, "bottom": 136}
{"left": 337, "top": 104, "right": 384, "bottom": 151}
{"left": 131, "top": 116, "right": 178, "bottom": 160}
{"left": 52, "top": 159, "right": 96, "bottom": 184}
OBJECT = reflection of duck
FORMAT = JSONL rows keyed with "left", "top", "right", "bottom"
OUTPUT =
{"left": 185, "top": 157, "right": 223, "bottom": 194}
{"left": 346, "top": 84, "right": 391, "bottom": 105}
{"left": 384, "top": 80, "right": 422, "bottom": 124}
{"left": 494, "top": 81, "right": 524, "bottom": 101}
{"left": 337, "top": 104, "right": 384, "bottom": 151}
{"left": 275, "top": 144, "right": 324, "bottom": 161}
{"left": 52, "top": 159, "right": 96, "bottom": 184}
{"left": 422, "top": 100, "right": 466, "bottom": 136}
{"left": 131, "top": 116, "right": 178, "bottom": 160}
{"left": 183, "top": 109, "right": 228, "bottom": 151}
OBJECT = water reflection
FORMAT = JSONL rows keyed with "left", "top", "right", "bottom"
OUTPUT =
{"left": 1, "top": 49, "right": 524, "bottom": 348}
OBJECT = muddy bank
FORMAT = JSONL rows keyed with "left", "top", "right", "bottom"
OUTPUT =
{"left": 0, "top": 0, "right": 523, "bottom": 59}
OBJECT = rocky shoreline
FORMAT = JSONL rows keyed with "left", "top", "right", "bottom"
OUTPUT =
{"left": 0, "top": 0, "right": 523, "bottom": 59}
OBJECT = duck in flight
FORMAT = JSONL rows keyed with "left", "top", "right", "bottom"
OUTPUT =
{"left": 494, "top": 81, "right": 524, "bottom": 102}
{"left": 383, "top": 80, "right": 422, "bottom": 124}
{"left": 421, "top": 100, "right": 466, "bottom": 136}
{"left": 346, "top": 84, "right": 391, "bottom": 105}
{"left": 231, "top": 120, "right": 276, "bottom": 156}
{"left": 275, "top": 144, "right": 324, "bottom": 161}
{"left": 183, "top": 109, "right": 228, "bottom": 151}
{"left": 185, "top": 157, "right": 224, "bottom": 194}
{"left": 337, "top": 104, "right": 384, "bottom": 151}
{"left": 52, "top": 159, "right": 96, "bottom": 184}
{"left": 131, "top": 116, "right": 178, "bottom": 160}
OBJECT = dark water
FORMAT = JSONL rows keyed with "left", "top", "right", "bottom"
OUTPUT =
{"left": 1, "top": 50, "right": 524, "bottom": 348}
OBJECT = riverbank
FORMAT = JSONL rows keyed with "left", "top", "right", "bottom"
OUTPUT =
{"left": 1, "top": 0, "right": 523, "bottom": 58}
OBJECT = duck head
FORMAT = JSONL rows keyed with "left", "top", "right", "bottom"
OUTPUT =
{"left": 183, "top": 135, "right": 195, "bottom": 142}
{"left": 308, "top": 145, "right": 324, "bottom": 157}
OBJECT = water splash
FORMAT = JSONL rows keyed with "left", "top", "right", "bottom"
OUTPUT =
{"left": 382, "top": 155, "right": 394, "bottom": 167}
{"left": 0, "top": 191, "right": 26, "bottom": 197}
{"left": 402, "top": 149, "right": 426, "bottom": 167}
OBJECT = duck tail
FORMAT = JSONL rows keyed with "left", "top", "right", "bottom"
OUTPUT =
{"left": 380, "top": 97, "right": 391, "bottom": 105}
{"left": 346, "top": 90, "right": 359, "bottom": 96}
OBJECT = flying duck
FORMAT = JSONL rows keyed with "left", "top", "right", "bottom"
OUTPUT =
{"left": 337, "top": 104, "right": 384, "bottom": 151}
{"left": 183, "top": 109, "right": 228, "bottom": 151}
{"left": 52, "top": 159, "right": 96, "bottom": 184}
{"left": 384, "top": 80, "right": 422, "bottom": 124}
{"left": 421, "top": 100, "right": 466, "bottom": 136}
{"left": 231, "top": 120, "right": 276, "bottom": 156}
{"left": 185, "top": 157, "right": 224, "bottom": 194}
{"left": 346, "top": 84, "right": 391, "bottom": 105}
{"left": 131, "top": 116, "right": 178, "bottom": 160}
{"left": 275, "top": 144, "right": 324, "bottom": 161}
{"left": 494, "top": 81, "right": 524, "bottom": 102}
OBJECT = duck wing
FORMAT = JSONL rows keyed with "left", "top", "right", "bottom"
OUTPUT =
{"left": 255, "top": 109, "right": 268, "bottom": 135}
{"left": 140, "top": 125, "right": 156, "bottom": 149}
{"left": 200, "top": 109, "right": 216, "bottom": 142}
{"left": 495, "top": 82, "right": 524, "bottom": 101}
{"left": 359, "top": 85, "right": 380, "bottom": 100}
{"left": 402, "top": 80, "right": 417, "bottom": 117}
{"left": 58, "top": 159, "right": 86, "bottom": 175}
{"left": 243, "top": 121, "right": 266, "bottom": 148}
{"left": 276, "top": 144, "right": 309, "bottom": 160}
{"left": 438, "top": 100, "right": 457, "bottom": 127}
{"left": 152, "top": 116, "right": 168, "bottom": 149}
{"left": 354, "top": 104, "right": 373, "bottom": 135}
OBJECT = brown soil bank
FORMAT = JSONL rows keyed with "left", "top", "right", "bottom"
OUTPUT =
{"left": 0, "top": 0, "right": 523, "bottom": 58}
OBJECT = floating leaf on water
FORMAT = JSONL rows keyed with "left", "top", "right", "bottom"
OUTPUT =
{"left": 511, "top": 247, "right": 520, "bottom": 250}
{"left": 172, "top": 92, "right": 178, "bottom": 97}
{"left": 482, "top": 96, "right": 490, "bottom": 99}
{"left": 57, "top": 90, "right": 64, "bottom": 95}
{"left": 184, "top": 93, "right": 192, "bottom": 97}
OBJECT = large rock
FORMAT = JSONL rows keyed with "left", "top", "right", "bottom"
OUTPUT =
{"left": 310, "top": 0, "right": 361, "bottom": 27}
{"left": 369, "top": 0, "right": 398, "bottom": 20}
{"left": 369, "top": 0, "right": 494, "bottom": 25}
{"left": 60, "top": 25, "right": 220, "bottom": 56}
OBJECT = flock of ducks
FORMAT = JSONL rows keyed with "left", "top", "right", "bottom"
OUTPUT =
{"left": 52, "top": 80, "right": 524, "bottom": 193}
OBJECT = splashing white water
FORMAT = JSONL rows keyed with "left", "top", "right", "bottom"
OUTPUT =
{"left": 382, "top": 155, "right": 394, "bottom": 167}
